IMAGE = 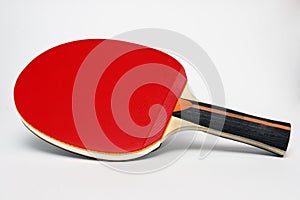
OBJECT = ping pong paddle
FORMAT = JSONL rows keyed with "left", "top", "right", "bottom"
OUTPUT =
{"left": 14, "top": 39, "right": 291, "bottom": 160}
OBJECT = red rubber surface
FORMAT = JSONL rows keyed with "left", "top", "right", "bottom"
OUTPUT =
{"left": 14, "top": 39, "right": 187, "bottom": 153}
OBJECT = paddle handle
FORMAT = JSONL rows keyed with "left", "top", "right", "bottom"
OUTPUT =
{"left": 172, "top": 98, "right": 291, "bottom": 156}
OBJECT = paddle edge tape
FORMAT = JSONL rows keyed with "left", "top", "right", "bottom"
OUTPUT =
{"left": 16, "top": 110, "right": 162, "bottom": 161}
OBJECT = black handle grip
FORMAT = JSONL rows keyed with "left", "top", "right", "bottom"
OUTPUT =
{"left": 172, "top": 98, "right": 291, "bottom": 156}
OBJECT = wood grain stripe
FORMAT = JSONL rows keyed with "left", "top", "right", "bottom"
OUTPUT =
{"left": 175, "top": 98, "right": 291, "bottom": 131}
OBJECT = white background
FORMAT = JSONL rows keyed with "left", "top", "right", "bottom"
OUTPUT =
{"left": 1, "top": 0, "right": 299, "bottom": 199}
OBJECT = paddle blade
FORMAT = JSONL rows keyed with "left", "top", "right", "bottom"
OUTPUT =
{"left": 14, "top": 39, "right": 187, "bottom": 159}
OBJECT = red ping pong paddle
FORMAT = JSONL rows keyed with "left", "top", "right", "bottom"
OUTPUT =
{"left": 14, "top": 39, "right": 291, "bottom": 160}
